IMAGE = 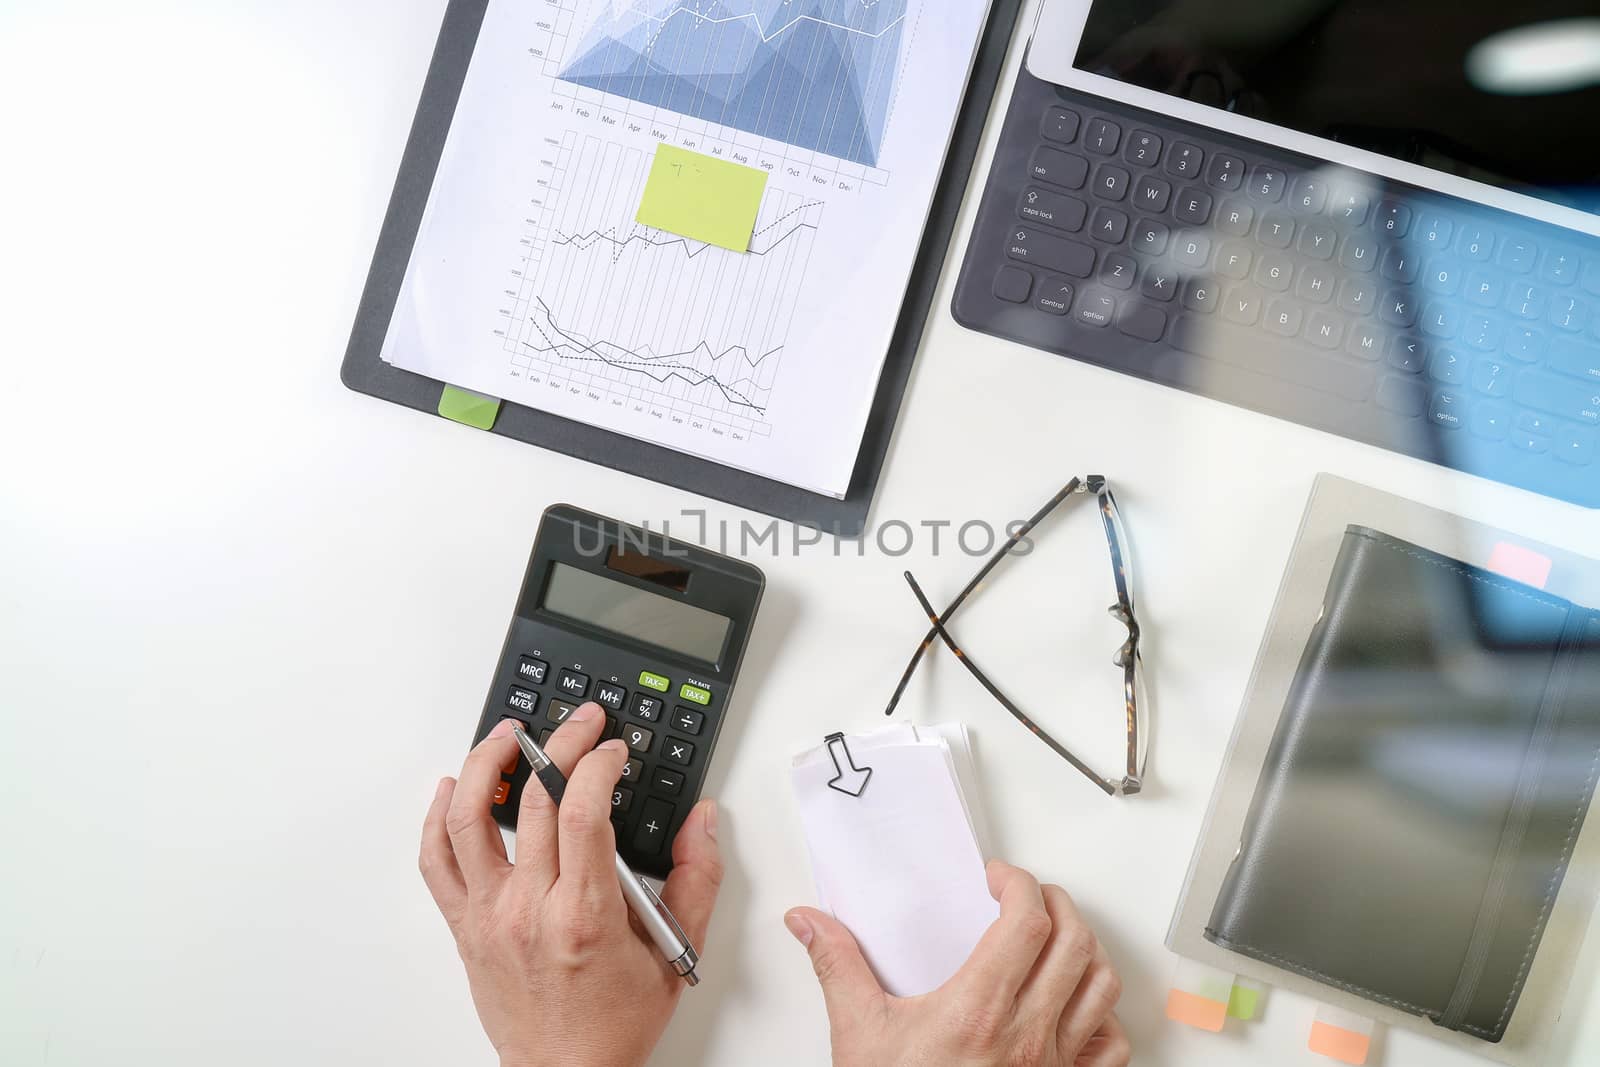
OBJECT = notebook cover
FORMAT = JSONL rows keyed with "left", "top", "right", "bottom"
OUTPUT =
{"left": 1205, "top": 525, "right": 1600, "bottom": 1042}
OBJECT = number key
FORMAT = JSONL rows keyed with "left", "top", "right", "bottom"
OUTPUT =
{"left": 546, "top": 698, "right": 579, "bottom": 726}
{"left": 1205, "top": 153, "right": 1244, "bottom": 191}
{"left": 620, "top": 758, "right": 644, "bottom": 783}
{"left": 623, "top": 724, "right": 655, "bottom": 753}
{"left": 1083, "top": 117, "right": 1121, "bottom": 155}
{"left": 612, "top": 787, "right": 633, "bottom": 814}
{"left": 1165, "top": 142, "right": 1203, "bottom": 179}
{"left": 1123, "top": 130, "right": 1162, "bottom": 167}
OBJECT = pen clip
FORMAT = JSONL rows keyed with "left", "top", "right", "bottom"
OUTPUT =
{"left": 638, "top": 875, "right": 695, "bottom": 950}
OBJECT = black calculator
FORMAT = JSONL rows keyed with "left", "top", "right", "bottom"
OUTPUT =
{"left": 470, "top": 505, "right": 765, "bottom": 878}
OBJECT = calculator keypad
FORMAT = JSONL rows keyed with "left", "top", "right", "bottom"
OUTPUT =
{"left": 485, "top": 649, "right": 725, "bottom": 876}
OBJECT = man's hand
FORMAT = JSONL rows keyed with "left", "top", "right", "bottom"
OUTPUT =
{"left": 421, "top": 706, "right": 723, "bottom": 1067}
{"left": 786, "top": 862, "right": 1130, "bottom": 1067}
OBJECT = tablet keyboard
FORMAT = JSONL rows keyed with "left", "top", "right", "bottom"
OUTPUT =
{"left": 954, "top": 67, "right": 1600, "bottom": 508}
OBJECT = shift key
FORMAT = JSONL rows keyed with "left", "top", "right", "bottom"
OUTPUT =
{"left": 1007, "top": 227, "right": 1096, "bottom": 278}
{"left": 1516, "top": 369, "right": 1600, "bottom": 424}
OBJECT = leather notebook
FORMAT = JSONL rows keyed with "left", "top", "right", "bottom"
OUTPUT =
{"left": 1206, "top": 525, "right": 1600, "bottom": 1042}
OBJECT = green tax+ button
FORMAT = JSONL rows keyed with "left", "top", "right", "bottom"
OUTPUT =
{"left": 638, "top": 671, "right": 671, "bottom": 693}
{"left": 679, "top": 683, "right": 712, "bottom": 706}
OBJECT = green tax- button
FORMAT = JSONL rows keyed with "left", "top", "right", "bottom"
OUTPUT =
{"left": 679, "top": 684, "right": 712, "bottom": 706}
{"left": 638, "top": 671, "right": 671, "bottom": 693}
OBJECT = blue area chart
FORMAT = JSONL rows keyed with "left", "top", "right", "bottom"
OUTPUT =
{"left": 560, "top": 1, "right": 907, "bottom": 166}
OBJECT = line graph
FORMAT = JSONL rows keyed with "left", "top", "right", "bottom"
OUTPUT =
{"left": 559, "top": 1, "right": 907, "bottom": 166}
{"left": 502, "top": 131, "right": 825, "bottom": 437}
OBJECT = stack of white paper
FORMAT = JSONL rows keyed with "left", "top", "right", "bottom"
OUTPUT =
{"left": 791, "top": 724, "right": 999, "bottom": 996}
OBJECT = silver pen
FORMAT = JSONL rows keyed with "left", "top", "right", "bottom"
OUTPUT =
{"left": 511, "top": 725, "right": 701, "bottom": 986}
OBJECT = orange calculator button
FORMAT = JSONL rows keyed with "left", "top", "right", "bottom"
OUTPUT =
{"left": 492, "top": 780, "right": 511, "bottom": 806}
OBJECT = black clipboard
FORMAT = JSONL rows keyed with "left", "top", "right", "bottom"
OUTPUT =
{"left": 342, "top": 0, "right": 1024, "bottom": 537}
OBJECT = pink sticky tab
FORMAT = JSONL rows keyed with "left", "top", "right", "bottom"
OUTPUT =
{"left": 1486, "top": 541, "right": 1553, "bottom": 590}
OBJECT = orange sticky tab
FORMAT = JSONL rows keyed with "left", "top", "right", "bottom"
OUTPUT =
{"left": 1487, "top": 541, "right": 1553, "bottom": 589}
{"left": 1309, "top": 1020, "right": 1371, "bottom": 1065}
{"left": 1166, "top": 988, "right": 1228, "bottom": 1032}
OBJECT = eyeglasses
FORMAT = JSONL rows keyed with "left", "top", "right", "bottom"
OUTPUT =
{"left": 883, "top": 476, "right": 1148, "bottom": 797}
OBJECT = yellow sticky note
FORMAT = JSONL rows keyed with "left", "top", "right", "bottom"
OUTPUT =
{"left": 636, "top": 144, "right": 768, "bottom": 253}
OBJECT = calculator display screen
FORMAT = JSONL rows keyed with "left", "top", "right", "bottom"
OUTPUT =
{"left": 541, "top": 562, "right": 732, "bottom": 663}
{"left": 1072, "top": 0, "right": 1600, "bottom": 213}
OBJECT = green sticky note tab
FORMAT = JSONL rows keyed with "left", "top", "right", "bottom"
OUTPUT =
{"left": 438, "top": 386, "right": 501, "bottom": 431}
{"left": 636, "top": 144, "right": 768, "bottom": 252}
{"left": 1227, "top": 984, "right": 1260, "bottom": 1021}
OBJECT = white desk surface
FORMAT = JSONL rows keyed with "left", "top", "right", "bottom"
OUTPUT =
{"left": 4, "top": 2, "right": 1600, "bottom": 1065}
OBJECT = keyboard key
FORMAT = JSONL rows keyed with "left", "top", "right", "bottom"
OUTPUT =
{"left": 1027, "top": 146, "right": 1089, "bottom": 190}
{"left": 1423, "top": 260, "right": 1462, "bottom": 296}
{"left": 556, "top": 669, "right": 590, "bottom": 699}
{"left": 1516, "top": 369, "right": 1600, "bottom": 424}
{"left": 1035, "top": 276, "right": 1074, "bottom": 315}
{"left": 516, "top": 657, "right": 549, "bottom": 685}
{"left": 633, "top": 798, "right": 675, "bottom": 856}
{"left": 1380, "top": 290, "right": 1419, "bottom": 328}
{"left": 1089, "top": 206, "right": 1129, "bottom": 244}
{"left": 1458, "top": 226, "right": 1494, "bottom": 262}
{"left": 1181, "top": 278, "right": 1218, "bottom": 314}
{"left": 1217, "top": 242, "right": 1253, "bottom": 279}
{"left": 1380, "top": 248, "right": 1420, "bottom": 285}
{"left": 1248, "top": 166, "right": 1286, "bottom": 202}
{"left": 1377, "top": 376, "right": 1427, "bottom": 417}
{"left": 1463, "top": 313, "right": 1500, "bottom": 351}
{"left": 1508, "top": 283, "right": 1545, "bottom": 319}
{"left": 1512, "top": 431, "right": 1551, "bottom": 454}
{"left": 1471, "top": 403, "right": 1511, "bottom": 439}
{"left": 1429, "top": 390, "right": 1466, "bottom": 429}
{"left": 1258, "top": 213, "right": 1294, "bottom": 249}
{"left": 1173, "top": 234, "right": 1211, "bottom": 269}
{"left": 631, "top": 694, "right": 663, "bottom": 721}
{"left": 1518, "top": 411, "right": 1558, "bottom": 436}
{"left": 1551, "top": 295, "right": 1589, "bottom": 333}
{"left": 1170, "top": 317, "right": 1377, "bottom": 400}
{"left": 1305, "top": 310, "right": 1344, "bottom": 349}
{"left": 637, "top": 670, "right": 670, "bottom": 692}
{"left": 1084, "top": 117, "right": 1121, "bottom": 155}
{"left": 1500, "top": 239, "right": 1538, "bottom": 274}
{"left": 1222, "top": 288, "right": 1264, "bottom": 326}
{"left": 1505, "top": 326, "right": 1543, "bottom": 362}
{"left": 1388, "top": 335, "right": 1426, "bottom": 373}
{"left": 1205, "top": 153, "right": 1245, "bottom": 191}
{"left": 1339, "top": 233, "right": 1378, "bottom": 273}
{"left": 1093, "top": 164, "right": 1130, "bottom": 201}
{"left": 1296, "top": 222, "right": 1337, "bottom": 260}
{"left": 1421, "top": 303, "right": 1459, "bottom": 339}
{"left": 1100, "top": 252, "right": 1137, "bottom": 289}
{"left": 1076, "top": 289, "right": 1117, "bottom": 327}
{"left": 546, "top": 698, "right": 579, "bottom": 726}
{"left": 622, "top": 723, "right": 655, "bottom": 753}
{"left": 1550, "top": 340, "right": 1600, "bottom": 382}
{"left": 1294, "top": 266, "right": 1334, "bottom": 309}
{"left": 1166, "top": 142, "right": 1204, "bottom": 179}
{"left": 1139, "top": 264, "right": 1179, "bottom": 302}
{"left": 993, "top": 266, "right": 1031, "bottom": 303}
{"left": 611, "top": 786, "right": 633, "bottom": 814}
{"left": 1428, "top": 348, "right": 1468, "bottom": 385}
{"left": 672, "top": 706, "right": 705, "bottom": 735}
{"left": 1124, "top": 130, "right": 1163, "bottom": 167}
{"left": 1041, "top": 107, "right": 1081, "bottom": 144}
{"left": 1132, "top": 219, "right": 1169, "bottom": 255}
{"left": 1347, "top": 323, "right": 1383, "bottom": 360}
{"left": 1418, "top": 215, "right": 1454, "bottom": 250}
{"left": 1174, "top": 187, "right": 1213, "bottom": 225}
{"left": 619, "top": 757, "right": 644, "bottom": 783}
{"left": 651, "top": 768, "right": 685, "bottom": 796}
{"left": 603, "top": 715, "right": 621, "bottom": 741}
{"left": 1256, "top": 253, "right": 1293, "bottom": 292}
{"left": 1289, "top": 175, "right": 1328, "bottom": 214}
{"left": 1118, "top": 303, "right": 1169, "bottom": 341}
{"left": 1375, "top": 201, "right": 1411, "bottom": 238}
{"left": 1543, "top": 249, "right": 1579, "bottom": 286}
{"left": 1338, "top": 277, "right": 1376, "bottom": 317}
{"left": 1006, "top": 227, "right": 1096, "bottom": 277}
{"left": 1555, "top": 425, "right": 1596, "bottom": 465}
{"left": 1465, "top": 271, "right": 1502, "bottom": 308}
{"left": 1215, "top": 200, "right": 1254, "bottom": 236}
{"left": 507, "top": 687, "right": 539, "bottom": 715}
{"left": 1018, "top": 186, "right": 1087, "bottom": 231}
{"left": 1583, "top": 259, "right": 1600, "bottom": 296}
{"left": 1133, "top": 175, "right": 1171, "bottom": 212}
{"left": 664, "top": 738, "right": 696, "bottom": 766}
{"left": 1330, "top": 189, "right": 1371, "bottom": 225}
{"left": 594, "top": 682, "right": 627, "bottom": 712}
{"left": 1473, "top": 360, "right": 1512, "bottom": 398}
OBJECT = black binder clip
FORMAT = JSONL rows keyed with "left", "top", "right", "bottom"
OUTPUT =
{"left": 824, "top": 732, "right": 873, "bottom": 798}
